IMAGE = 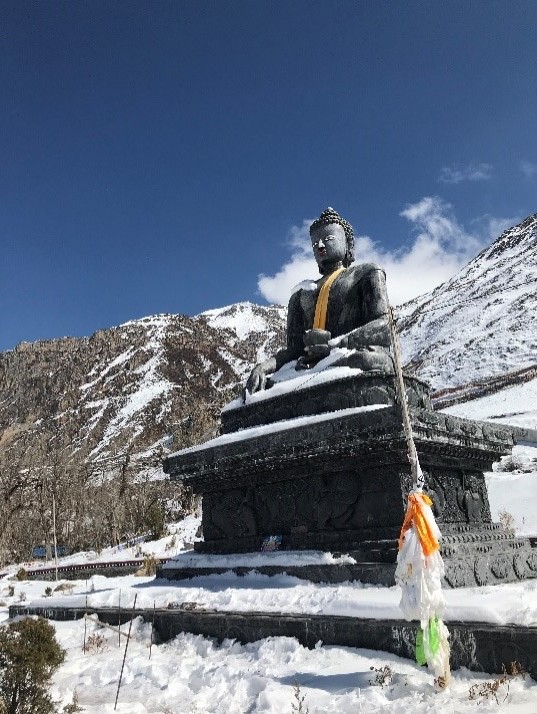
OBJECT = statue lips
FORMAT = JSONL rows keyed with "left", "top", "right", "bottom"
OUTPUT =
{"left": 314, "top": 243, "right": 329, "bottom": 261}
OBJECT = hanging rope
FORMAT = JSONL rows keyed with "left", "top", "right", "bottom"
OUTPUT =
{"left": 387, "top": 307, "right": 424, "bottom": 490}
{"left": 388, "top": 305, "right": 451, "bottom": 688}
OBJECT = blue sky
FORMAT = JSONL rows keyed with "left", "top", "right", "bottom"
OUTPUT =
{"left": 1, "top": 0, "right": 536, "bottom": 350}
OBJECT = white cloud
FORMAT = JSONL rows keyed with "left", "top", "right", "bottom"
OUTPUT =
{"left": 257, "top": 219, "right": 317, "bottom": 305}
{"left": 470, "top": 213, "right": 522, "bottom": 242}
{"left": 438, "top": 163, "right": 493, "bottom": 184}
{"left": 257, "top": 197, "right": 517, "bottom": 308}
{"left": 520, "top": 160, "right": 537, "bottom": 178}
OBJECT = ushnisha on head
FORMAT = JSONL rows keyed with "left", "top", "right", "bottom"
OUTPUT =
{"left": 309, "top": 207, "right": 355, "bottom": 273}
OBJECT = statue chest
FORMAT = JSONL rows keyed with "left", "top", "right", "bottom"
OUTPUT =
{"left": 298, "top": 275, "right": 364, "bottom": 336}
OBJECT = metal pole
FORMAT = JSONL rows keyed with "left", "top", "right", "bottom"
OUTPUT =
{"left": 52, "top": 494, "right": 59, "bottom": 581}
{"left": 149, "top": 601, "right": 156, "bottom": 660}
{"left": 83, "top": 595, "right": 88, "bottom": 653}
{"left": 387, "top": 307, "right": 424, "bottom": 490}
{"left": 114, "top": 593, "right": 138, "bottom": 710}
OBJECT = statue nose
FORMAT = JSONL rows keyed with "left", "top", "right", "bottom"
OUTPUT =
{"left": 317, "top": 238, "right": 325, "bottom": 248}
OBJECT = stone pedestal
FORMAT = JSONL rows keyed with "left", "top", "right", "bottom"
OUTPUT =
{"left": 164, "top": 373, "right": 537, "bottom": 588}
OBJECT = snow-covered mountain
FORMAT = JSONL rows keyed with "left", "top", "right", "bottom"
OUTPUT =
{"left": 0, "top": 303, "right": 286, "bottom": 558}
{"left": 197, "top": 301, "right": 287, "bottom": 366}
{"left": 1, "top": 213, "right": 536, "bottom": 476}
{"left": 0, "top": 304, "right": 286, "bottom": 469}
{"left": 398, "top": 213, "right": 537, "bottom": 393}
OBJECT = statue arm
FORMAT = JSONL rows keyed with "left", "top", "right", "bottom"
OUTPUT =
{"left": 340, "top": 317, "right": 391, "bottom": 348}
{"left": 331, "top": 267, "right": 391, "bottom": 349}
{"left": 244, "top": 291, "right": 304, "bottom": 395}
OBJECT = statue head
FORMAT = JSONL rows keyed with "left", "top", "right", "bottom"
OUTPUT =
{"left": 309, "top": 207, "right": 355, "bottom": 272}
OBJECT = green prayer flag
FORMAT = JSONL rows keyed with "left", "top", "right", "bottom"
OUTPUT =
{"left": 428, "top": 617, "right": 440, "bottom": 656}
{"left": 415, "top": 627, "right": 426, "bottom": 665}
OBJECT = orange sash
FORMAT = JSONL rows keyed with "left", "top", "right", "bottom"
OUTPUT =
{"left": 312, "top": 267, "right": 345, "bottom": 330}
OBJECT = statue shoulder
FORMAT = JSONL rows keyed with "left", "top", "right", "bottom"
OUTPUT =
{"left": 291, "top": 279, "right": 317, "bottom": 295}
{"left": 289, "top": 279, "right": 317, "bottom": 304}
{"left": 346, "top": 262, "right": 386, "bottom": 282}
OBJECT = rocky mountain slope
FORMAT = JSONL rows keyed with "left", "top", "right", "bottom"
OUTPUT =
{"left": 1, "top": 213, "right": 536, "bottom": 476}
{"left": 0, "top": 303, "right": 285, "bottom": 465}
{"left": 0, "top": 303, "right": 286, "bottom": 559}
{"left": 398, "top": 213, "right": 537, "bottom": 396}
{"left": 2, "top": 213, "right": 536, "bottom": 559}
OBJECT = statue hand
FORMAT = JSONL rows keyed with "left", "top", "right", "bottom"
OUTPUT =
{"left": 305, "top": 343, "right": 330, "bottom": 360}
{"left": 303, "top": 328, "right": 331, "bottom": 361}
{"left": 304, "top": 329, "right": 331, "bottom": 348}
{"left": 330, "top": 334, "right": 349, "bottom": 348}
{"left": 244, "top": 363, "right": 269, "bottom": 399}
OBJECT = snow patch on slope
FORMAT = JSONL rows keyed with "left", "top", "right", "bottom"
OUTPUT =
{"left": 444, "top": 376, "right": 537, "bottom": 430}
{"left": 88, "top": 315, "right": 175, "bottom": 456}
{"left": 400, "top": 213, "right": 537, "bottom": 389}
{"left": 201, "top": 301, "right": 286, "bottom": 341}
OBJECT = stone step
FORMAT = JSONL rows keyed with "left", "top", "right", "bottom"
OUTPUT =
{"left": 158, "top": 561, "right": 397, "bottom": 586}
{"left": 9, "top": 603, "right": 537, "bottom": 679}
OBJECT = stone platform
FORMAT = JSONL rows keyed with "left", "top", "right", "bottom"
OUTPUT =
{"left": 164, "top": 373, "right": 537, "bottom": 588}
{"left": 158, "top": 559, "right": 397, "bottom": 586}
{"left": 220, "top": 371, "right": 432, "bottom": 433}
{"left": 9, "top": 603, "right": 537, "bottom": 679}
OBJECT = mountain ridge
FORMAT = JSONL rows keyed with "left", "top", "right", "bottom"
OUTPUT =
{"left": 2, "top": 212, "right": 536, "bottom": 464}
{"left": 398, "top": 212, "right": 537, "bottom": 389}
{"left": 1, "top": 212, "right": 536, "bottom": 559}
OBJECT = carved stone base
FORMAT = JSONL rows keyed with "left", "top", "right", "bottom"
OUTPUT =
{"left": 164, "top": 378, "right": 537, "bottom": 588}
{"left": 221, "top": 372, "right": 431, "bottom": 433}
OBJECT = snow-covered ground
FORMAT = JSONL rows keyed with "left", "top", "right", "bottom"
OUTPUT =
{"left": 2, "top": 606, "right": 534, "bottom": 713}
{"left": 24, "top": 620, "right": 537, "bottom": 713}
{"left": 3, "top": 465, "right": 537, "bottom": 714}
{"left": 445, "top": 379, "right": 537, "bottom": 537}
{"left": 3, "top": 566, "right": 537, "bottom": 712}
{"left": 445, "top": 377, "right": 537, "bottom": 431}
{"left": 2, "top": 383, "right": 537, "bottom": 712}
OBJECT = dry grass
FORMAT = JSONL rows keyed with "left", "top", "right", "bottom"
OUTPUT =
{"left": 54, "top": 582, "right": 75, "bottom": 594}
{"left": 136, "top": 554, "right": 158, "bottom": 576}
{"left": 369, "top": 664, "right": 394, "bottom": 687}
{"left": 291, "top": 679, "right": 310, "bottom": 713}
{"left": 82, "top": 632, "right": 108, "bottom": 655}
{"left": 468, "top": 662, "right": 527, "bottom": 705}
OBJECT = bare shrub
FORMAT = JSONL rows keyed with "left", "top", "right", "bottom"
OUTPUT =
{"left": 498, "top": 510, "right": 516, "bottom": 534}
{"left": 82, "top": 632, "right": 108, "bottom": 655}
{"left": 62, "top": 690, "right": 84, "bottom": 712}
{"left": 369, "top": 664, "right": 394, "bottom": 687}
{"left": 165, "top": 535, "right": 177, "bottom": 552}
{"left": 136, "top": 554, "right": 158, "bottom": 576}
{"left": 468, "top": 662, "right": 526, "bottom": 705}
{"left": 291, "top": 679, "right": 310, "bottom": 713}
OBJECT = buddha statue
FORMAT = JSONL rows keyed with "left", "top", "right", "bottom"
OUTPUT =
{"left": 245, "top": 207, "right": 394, "bottom": 395}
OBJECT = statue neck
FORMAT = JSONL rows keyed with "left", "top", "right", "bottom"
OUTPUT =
{"left": 319, "top": 260, "right": 344, "bottom": 277}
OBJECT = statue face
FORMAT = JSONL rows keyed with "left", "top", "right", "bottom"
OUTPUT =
{"left": 310, "top": 223, "right": 347, "bottom": 269}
